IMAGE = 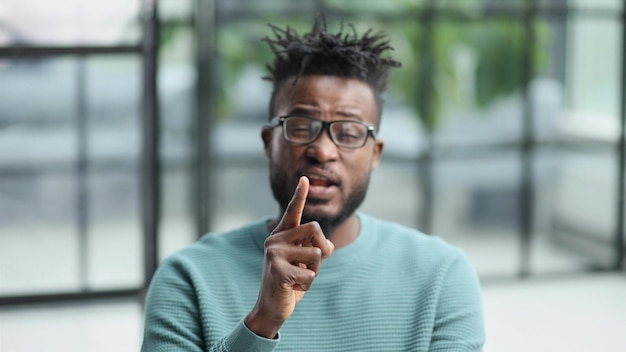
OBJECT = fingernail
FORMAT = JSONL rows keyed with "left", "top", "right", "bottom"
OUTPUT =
{"left": 298, "top": 176, "right": 307, "bottom": 189}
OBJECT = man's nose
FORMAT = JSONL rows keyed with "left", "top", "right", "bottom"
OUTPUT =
{"left": 305, "top": 128, "right": 338, "bottom": 163}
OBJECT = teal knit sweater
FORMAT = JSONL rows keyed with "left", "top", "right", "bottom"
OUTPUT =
{"left": 141, "top": 213, "right": 485, "bottom": 351}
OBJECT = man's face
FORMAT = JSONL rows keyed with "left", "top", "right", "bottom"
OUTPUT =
{"left": 261, "top": 75, "right": 384, "bottom": 235}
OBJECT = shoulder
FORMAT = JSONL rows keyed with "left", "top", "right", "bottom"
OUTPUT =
{"left": 359, "top": 214, "right": 482, "bottom": 294}
{"left": 357, "top": 213, "right": 476, "bottom": 284}
{"left": 360, "top": 213, "right": 462, "bottom": 258}
{"left": 156, "top": 218, "right": 269, "bottom": 278}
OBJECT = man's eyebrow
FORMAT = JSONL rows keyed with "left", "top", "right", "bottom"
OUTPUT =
{"left": 288, "top": 106, "right": 364, "bottom": 120}
{"left": 336, "top": 111, "right": 363, "bottom": 120}
{"left": 289, "top": 106, "right": 319, "bottom": 115}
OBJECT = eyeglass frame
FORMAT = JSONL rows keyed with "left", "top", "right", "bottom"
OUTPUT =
{"left": 269, "top": 114, "right": 378, "bottom": 149}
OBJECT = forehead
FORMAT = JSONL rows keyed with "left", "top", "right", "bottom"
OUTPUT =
{"left": 274, "top": 75, "right": 377, "bottom": 123}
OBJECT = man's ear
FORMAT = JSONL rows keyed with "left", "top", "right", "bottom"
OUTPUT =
{"left": 371, "top": 138, "right": 384, "bottom": 172}
{"left": 261, "top": 126, "right": 273, "bottom": 158}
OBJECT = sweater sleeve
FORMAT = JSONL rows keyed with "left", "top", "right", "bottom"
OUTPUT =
{"left": 429, "top": 251, "right": 486, "bottom": 352}
{"left": 140, "top": 258, "right": 280, "bottom": 352}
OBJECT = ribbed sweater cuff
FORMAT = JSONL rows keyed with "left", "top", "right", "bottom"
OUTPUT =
{"left": 224, "top": 319, "right": 280, "bottom": 352}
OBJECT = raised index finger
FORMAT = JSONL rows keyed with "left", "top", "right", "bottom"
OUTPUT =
{"left": 273, "top": 176, "right": 309, "bottom": 233}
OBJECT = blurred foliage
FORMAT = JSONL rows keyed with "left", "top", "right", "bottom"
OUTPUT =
{"left": 214, "top": 18, "right": 312, "bottom": 117}
{"left": 324, "top": 0, "right": 488, "bottom": 13}
{"left": 387, "top": 17, "right": 549, "bottom": 131}
{"left": 180, "top": 0, "right": 549, "bottom": 131}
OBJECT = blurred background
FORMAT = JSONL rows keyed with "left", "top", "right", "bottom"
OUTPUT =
{"left": 0, "top": 0, "right": 625, "bottom": 351}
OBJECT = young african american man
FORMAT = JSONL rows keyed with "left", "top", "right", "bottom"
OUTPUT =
{"left": 141, "top": 16, "right": 485, "bottom": 352}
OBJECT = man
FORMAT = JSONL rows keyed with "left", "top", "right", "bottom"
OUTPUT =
{"left": 142, "top": 16, "right": 485, "bottom": 351}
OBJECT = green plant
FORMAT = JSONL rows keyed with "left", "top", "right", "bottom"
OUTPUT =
{"left": 212, "top": 6, "right": 548, "bottom": 133}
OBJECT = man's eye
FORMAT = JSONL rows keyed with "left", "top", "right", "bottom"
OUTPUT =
{"left": 334, "top": 124, "right": 364, "bottom": 142}
{"left": 288, "top": 125, "right": 314, "bottom": 137}
{"left": 336, "top": 133, "right": 359, "bottom": 142}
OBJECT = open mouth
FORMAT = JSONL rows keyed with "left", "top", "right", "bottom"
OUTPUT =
{"left": 305, "top": 173, "right": 339, "bottom": 199}
{"left": 309, "top": 176, "right": 334, "bottom": 188}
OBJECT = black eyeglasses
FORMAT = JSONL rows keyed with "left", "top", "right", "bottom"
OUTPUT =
{"left": 270, "top": 115, "right": 377, "bottom": 149}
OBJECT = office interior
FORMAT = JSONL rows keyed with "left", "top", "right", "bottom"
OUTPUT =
{"left": 0, "top": 1, "right": 625, "bottom": 351}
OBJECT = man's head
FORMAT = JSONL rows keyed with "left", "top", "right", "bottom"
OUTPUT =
{"left": 261, "top": 16, "right": 400, "bottom": 238}
{"left": 263, "top": 15, "right": 401, "bottom": 123}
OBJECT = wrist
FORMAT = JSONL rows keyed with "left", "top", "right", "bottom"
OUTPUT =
{"left": 244, "top": 309, "right": 283, "bottom": 339}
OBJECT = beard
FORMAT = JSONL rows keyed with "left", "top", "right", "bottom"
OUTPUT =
{"left": 269, "top": 162, "right": 371, "bottom": 238}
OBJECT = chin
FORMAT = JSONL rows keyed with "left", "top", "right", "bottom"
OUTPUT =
{"left": 303, "top": 199, "right": 340, "bottom": 217}
{"left": 304, "top": 197, "right": 349, "bottom": 218}
{"left": 302, "top": 207, "right": 336, "bottom": 223}
{"left": 301, "top": 206, "right": 352, "bottom": 239}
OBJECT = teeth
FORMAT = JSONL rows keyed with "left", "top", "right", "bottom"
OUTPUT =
{"left": 306, "top": 174, "right": 335, "bottom": 189}
{"left": 308, "top": 175, "right": 328, "bottom": 181}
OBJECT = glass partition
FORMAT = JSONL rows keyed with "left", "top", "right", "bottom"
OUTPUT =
{"left": 1, "top": 0, "right": 624, "bottom": 305}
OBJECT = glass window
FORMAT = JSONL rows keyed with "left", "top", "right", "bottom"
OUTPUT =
{"left": 0, "top": 171, "right": 82, "bottom": 295}
{"left": 429, "top": 20, "right": 527, "bottom": 149}
{"left": 158, "top": 22, "right": 196, "bottom": 258}
{"left": 562, "top": 17, "right": 621, "bottom": 142}
{"left": 360, "top": 162, "right": 421, "bottom": 230}
{"left": 83, "top": 56, "right": 143, "bottom": 289}
{"left": 568, "top": 0, "right": 622, "bottom": 10}
{"left": 0, "top": 54, "right": 145, "bottom": 295}
{"left": 217, "top": 0, "right": 316, "bottom": 16}
{"left": 0, "top": 57, "right": 81, "bottom": 295}
{"left": 212, "top": 163, "right": 274, "bottom": 233}
{"left": 548, "top": 149, "right": 619, "bottom": 269}
{"left": 159, "top": 0, "right": 193, "bottom": 21}
{"left": 0, "top": 1, "right": 141, "bottom": 46}
{"left": 432, "top": 152, "right": 522, "bottom": 277}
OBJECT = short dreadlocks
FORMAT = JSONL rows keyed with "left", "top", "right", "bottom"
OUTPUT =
{"left": 263, "top": 15, "right": 401, "bottom": 121}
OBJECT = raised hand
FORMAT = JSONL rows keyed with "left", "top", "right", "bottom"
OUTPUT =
{"left": 244, "top": 176, "right": 334, "bottom": 338}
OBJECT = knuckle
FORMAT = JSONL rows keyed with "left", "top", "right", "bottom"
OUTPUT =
{"left": 305, "top": 221, "right": 326, "bottom": 242}
{"left": 264, "top": 232, "right": 285, "bottom": 246}
{"left": 303, "top": 221, "right": 322, "bottom": 235}
{"left": 312, "top": 246, "right": 323, "bottom": 259}
{"left": 264, "top": 246, "right": 282, "bottom": 261}
{"left": 269, "top": 261, "right": 285, "bottom": 276}
{"left": 303, "top": 270, "right": 316, "bottom": 283}
{"left": 295, "top": 274, "right": 315, "bottom": 291}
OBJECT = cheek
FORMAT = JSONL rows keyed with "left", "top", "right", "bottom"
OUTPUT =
{"left": 268, "top": 132, "right": 286, "bottom": 159}
{"left": 269, "top": 134, "right": 301, "bottom": 166}
{"left": 341, "top": 154, "right": 374, "bottom": 185}
{"left": 349, "top": 150, "right": 376, "bottom": 170}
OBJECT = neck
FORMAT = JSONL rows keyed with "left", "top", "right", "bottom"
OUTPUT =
{"left": 325, "top": 214, "right": 360, "bottom": 248}
{"left": 266, "top": 213, "right": 360, "bottom": 249}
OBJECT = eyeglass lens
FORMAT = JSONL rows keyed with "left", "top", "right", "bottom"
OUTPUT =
{"left": 283, "top": 116, "right": 368, "bottom": 148}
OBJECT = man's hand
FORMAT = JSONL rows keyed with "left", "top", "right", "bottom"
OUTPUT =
{"left": 244, "top": 176, "right": 334, "bottom": 339}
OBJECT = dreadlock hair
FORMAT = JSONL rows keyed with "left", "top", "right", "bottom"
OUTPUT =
{"left": 263, "top": 15, "right": 402, "bottom": 122}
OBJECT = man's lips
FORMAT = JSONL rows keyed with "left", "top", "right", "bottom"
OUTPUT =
{"left": 309, "top": 176, "right": 334, "bottom": 188}
{"left": 300, "top": 169, "right": 340, "bottom": 187}
{"left": 300, "top": 170, "right": 340, "bottom": 199}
